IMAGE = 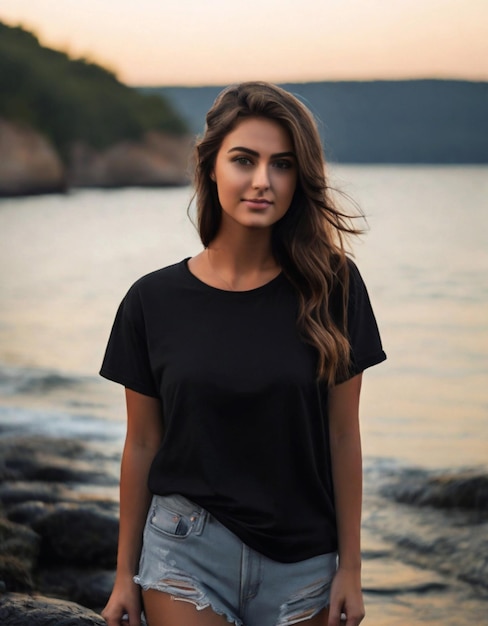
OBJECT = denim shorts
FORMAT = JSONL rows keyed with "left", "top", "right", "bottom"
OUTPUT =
{"left": 134, "top": 494, "right": 338, "bottom": 626}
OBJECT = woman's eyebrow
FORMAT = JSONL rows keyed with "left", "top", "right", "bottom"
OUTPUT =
{"left": 227, "top": 147, "right": 296, "bottom": 159}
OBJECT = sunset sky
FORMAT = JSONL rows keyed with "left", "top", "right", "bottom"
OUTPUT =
{"left": 1, "top": 0, "right": 487, "bottom": 86}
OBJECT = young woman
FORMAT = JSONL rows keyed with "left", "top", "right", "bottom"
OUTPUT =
{"left": 100, "top": 82, "right": 386, "bottom": 626}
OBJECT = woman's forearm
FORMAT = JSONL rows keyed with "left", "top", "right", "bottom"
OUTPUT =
{"left": 329, "top": 428, "right": 363, "bottom": 570}
{"left": 327, "top": 374, "right": 366, "bottom": 625}
{"left": 115, "top": 389, "right": 164, "bottom": 579}
{"left": 115, "top": 439, "right": 156, "bottom": 578}
{"left": 328, "top": 373, "right": 364, "bottom": 570}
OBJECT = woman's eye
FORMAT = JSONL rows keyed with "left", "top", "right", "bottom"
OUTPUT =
{"left": 273, "top": 160, "right": 293, "bottom": 170}
{"left": 233, "top": 156, "right": 252, "bottom": 166}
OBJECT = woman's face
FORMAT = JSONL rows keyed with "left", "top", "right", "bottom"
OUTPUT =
{"left": 211, "top": 117, "right": 297, "bottom": 232}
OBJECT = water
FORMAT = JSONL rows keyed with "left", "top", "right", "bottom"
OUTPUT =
{"left": 1, "top": 166, "right": 487, "bottom": 623}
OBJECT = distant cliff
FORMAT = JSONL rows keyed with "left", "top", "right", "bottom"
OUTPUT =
{"left": 147, "top": 80, "right": 488, "bottom": 164}
{"left": 0, "top": 22, "right": 191, "bottom": 196}
{"left": 0, "top": 117, "right": 192, "bottom": 197}
{"left": 0, "top": 118, "right": 65, "bottom": 196}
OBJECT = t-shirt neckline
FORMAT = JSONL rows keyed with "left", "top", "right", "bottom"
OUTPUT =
{"left": 181, "top": 257, "right": 284, "bottom": 295}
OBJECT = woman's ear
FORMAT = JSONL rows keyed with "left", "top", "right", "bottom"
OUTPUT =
{"left": 210, "top": 170, "right": 216, "bottom": 182}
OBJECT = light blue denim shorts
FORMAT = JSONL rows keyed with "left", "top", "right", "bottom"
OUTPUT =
{"left": 134, "top": 494, "right": 338, "bottom": 626}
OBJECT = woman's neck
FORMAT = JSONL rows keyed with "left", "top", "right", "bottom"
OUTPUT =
{"left": 189, "top": 228, "right": 280, "bottom": 292}
{"left": 209, "top": 231, "right": 277, "bottom": 272}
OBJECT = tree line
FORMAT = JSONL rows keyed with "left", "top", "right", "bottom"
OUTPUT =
{"left": 0, "top": 22, "right": 188, "bottom": 160}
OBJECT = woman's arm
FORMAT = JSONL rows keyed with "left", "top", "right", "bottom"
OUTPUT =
{"left": 102, "top": 389, "right": 164, "bottom": 626}
{"left": 327, "top": 373, "right": 365, "bottom": 626}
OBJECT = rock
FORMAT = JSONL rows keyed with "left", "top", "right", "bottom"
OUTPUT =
{"left": 32, "top": 503, "right": 118, "bottom": 567}
{"left": 0, "top": 437, "right": 84, "bottom": 482}
{"left": 6, "top": 457, "right": 115, "bottom": 486}
{"left": 37, "top": 567, "right": 115, "bottom": 610}
{"left": 0, "top": 518, "right": 40, "bottom": 592}
{"left": 0, "top": 592, "right": 106, "bottom": 626}
{"left": 382, "top": 469, "right": 488, "bottom": 511}
{"left": 0, "top": 436, "right": 84, "bottom": 460}
{"left": 6, "top": 501, "right": 59, "bottom": 526}
{"left": 0, "top": 435, "right": 118, "bottom": 490}
{"left": 0, "top": 432, "right": 121, "bottom": 612}
{"left": 144, "top": 130, "right": 194, "bottom": 173}
{"left": 68, "top": 131, "right": 192, "bottom": 188}
{"left": 0, "top": 481, "right": 72, "bottom": 506}
{"left": 0, "top": 118, "right": 192, "bottom": 196}
{"left": 6, "top": 497, "right": 117, "bottom": 523}
{"left": 0, "top": 555, "right": 35, "bottom": 592}
{"left": 0, "top": 518, "right": 40, "bottom": 563}
{"left": 0, "top": 118, "right": 65, "bottom": 197}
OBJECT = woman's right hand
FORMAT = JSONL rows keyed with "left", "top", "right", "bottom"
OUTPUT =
{"left": 101, "top": 575, "right": 143, "bottom": 626}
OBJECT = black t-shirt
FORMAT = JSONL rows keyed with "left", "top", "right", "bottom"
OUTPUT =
{"left": 100, "top": 258, "right": 386, "bottom": 562}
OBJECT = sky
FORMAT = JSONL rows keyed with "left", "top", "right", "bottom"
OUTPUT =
{"left": 1, "top": 0, "right": 487, "bottom": 86}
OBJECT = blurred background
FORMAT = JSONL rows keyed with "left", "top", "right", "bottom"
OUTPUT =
{"left": 0, "top": 1, "right": 487, "bottom": 624}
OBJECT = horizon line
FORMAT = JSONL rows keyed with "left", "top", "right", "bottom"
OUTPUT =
{"left": 132, "top": 76, "right": 488, "bottom": 89}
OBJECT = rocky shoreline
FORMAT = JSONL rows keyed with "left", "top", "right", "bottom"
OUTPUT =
{"left": 0, "top": 435, "right": 119, "bottom": 625}
{"left": 0, "top": 118, "right": 193, "bottom": 198}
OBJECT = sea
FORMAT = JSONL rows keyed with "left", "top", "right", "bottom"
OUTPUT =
{"left": 0, "top": 165, "right": 487, "bottom": 624}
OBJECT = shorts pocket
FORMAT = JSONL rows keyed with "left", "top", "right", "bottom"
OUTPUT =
{"left": 148, "top": 497, "right": 206, "bottom": 539}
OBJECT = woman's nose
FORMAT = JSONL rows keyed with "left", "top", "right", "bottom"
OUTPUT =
{"left": 252, "top": 164, "right": 270, "bottom": 190}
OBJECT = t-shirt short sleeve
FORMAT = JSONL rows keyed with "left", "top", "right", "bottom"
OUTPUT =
{"left": 99, "top": 282, "right": 159, "bottom": 398}
{"left": 341, "top": 259, "right": 386, "bottom": 383}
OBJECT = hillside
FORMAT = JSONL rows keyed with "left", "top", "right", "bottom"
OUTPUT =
{"left": 0, "top": 21, "right": 188, "bottom": 160}
{"left": 147, "top": 81, "right": 488, "bottom": 163}
{"left": 0, "top": 22, "right": 191, "bottom": 195}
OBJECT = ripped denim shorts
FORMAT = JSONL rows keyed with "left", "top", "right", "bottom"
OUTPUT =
{"left": 134, "top": 494, "right": 338, "bottom": 626}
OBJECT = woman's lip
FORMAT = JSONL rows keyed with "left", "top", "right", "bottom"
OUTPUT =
{"left": 242, "top": 199, "right": 273, "bottom": 208}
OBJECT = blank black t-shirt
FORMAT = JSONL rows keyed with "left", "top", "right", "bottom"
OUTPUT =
{"left": 100, "top": 258, "right": 386, "bottom": 562}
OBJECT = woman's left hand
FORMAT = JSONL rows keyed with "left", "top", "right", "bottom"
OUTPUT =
{"left": 327, "top": 566, "right": 365, "bottom": 626}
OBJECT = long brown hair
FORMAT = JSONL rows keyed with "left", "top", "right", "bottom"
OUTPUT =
{"left": 192, "top": 81, "right": 363, "bottom": 385}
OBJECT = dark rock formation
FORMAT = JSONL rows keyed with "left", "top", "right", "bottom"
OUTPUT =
{"left": 37, "top": 568, "right": 115, "bottom": 611}
{"left": 0, "top": 592, "right": 106, "bottom": 626}
{"left": 381, "top": 469, "right": 488, "bottom": 511}
{"left": 0, "top": 436, "right": 117, "bottom": 487}
{"left": 0, "top": 482, "right": 76, "bottom": 506}
{"left": 0, "top": 434, "right": 119, "bottom": 615}
{"left": 6, "top": 501, "right": 55, "bottom": 526}
{"left": 32, "top": 503, "right": 118, "bottom": 568}
{"left": 0, "top": 518, "right": 40, "bottom": 591}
